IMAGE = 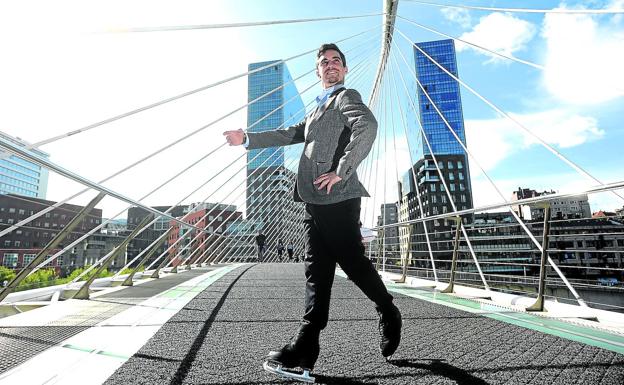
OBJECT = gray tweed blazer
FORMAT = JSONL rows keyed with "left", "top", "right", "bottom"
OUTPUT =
{"left": 247, "top": 87, "right": 377, "bottom": 205}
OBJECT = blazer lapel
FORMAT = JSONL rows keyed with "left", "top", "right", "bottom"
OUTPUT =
{"left": 306, "top": 87, "right": 345, "bottom": 137}
{"left": 312, "top": 88, "right": 343, "bottom": 122}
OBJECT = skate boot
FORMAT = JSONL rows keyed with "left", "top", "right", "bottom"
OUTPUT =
{"left": 263, "top": 327, "right": 320, "bottom": 383}
{"left": 377, "top": 303, "right": 402, "bottom": 358}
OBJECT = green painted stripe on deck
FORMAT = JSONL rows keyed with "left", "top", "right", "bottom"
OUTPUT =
{"left": 96, "top": 350, "right": 131, "bottom": 360}
{"left": 346, "top": 274, "right": 624, "bottom": 355}
{"left": 62, "top": 343, "right": 96, "bottom": 353}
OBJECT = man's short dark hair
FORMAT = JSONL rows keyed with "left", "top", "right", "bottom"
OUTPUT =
{"left": 317, "top": 43, "right": 346, "bottom": 67}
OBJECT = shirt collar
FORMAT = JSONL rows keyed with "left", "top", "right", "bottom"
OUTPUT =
{"left": 315, "top": 83, "right": 345, "bottom": 107}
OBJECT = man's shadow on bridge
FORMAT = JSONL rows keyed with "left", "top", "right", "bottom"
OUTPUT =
{"left": 388, "top": 358, "right": 488, "bottom": 384}
{"left": 312, "top": 358, "right": 487, "bottom": 385}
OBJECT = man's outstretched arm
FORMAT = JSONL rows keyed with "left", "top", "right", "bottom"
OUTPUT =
{"left": 223, "top": 121, "right": 305, "bottom": 149}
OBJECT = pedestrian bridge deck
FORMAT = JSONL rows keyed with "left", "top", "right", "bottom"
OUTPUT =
{"left": 1, "top": 263, "right": 623, "bottom": 384}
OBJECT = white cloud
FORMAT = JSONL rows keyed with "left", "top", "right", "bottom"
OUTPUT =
{"left": 456, "top": 12, "right": 536, "bottom": 63}
{"left": 609, "top": 0, "right": 624, "bottom": 23}
{"left": 541, "top": 3, "right": 624, "bottom": 104}
{"left": 465, "top": 108, "right": 604, "bottom": 174}
{"left": 440, "top": 7, "right": 471, "bottom": 28}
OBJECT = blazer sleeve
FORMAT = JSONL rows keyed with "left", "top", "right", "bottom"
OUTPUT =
{"left": 335, "top": 89, "right": 377, "bottom": 181}
{"left": 246, "top": 120, "right": 305, "bottom": 149}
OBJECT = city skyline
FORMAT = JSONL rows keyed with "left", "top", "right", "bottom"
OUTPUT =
{"left": 0, "top": 0, "right": 621, "bottom": 221}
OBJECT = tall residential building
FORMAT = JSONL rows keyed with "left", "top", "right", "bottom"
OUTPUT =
{"left": 398, "top": 39, "right": 474, "bottom": 272}
{"left": 0, "top": 132, "right": 49, "bottom": 198}
{"left": 246, "top": 61, "right": 305, "bottom": 249}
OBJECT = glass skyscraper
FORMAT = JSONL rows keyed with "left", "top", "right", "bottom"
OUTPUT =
{"left": 247, "top": 61, "right": 305, "bottom": 170}
{"left": 414, "top": 39, "right": 467, "bottom": 156}
{"left": 398, "top": 39, "right": 474, "bottom": 268}
{"left": 246, "top": 61, "right": 305, "bottom": 247}
{"left": 0, "top": 132, "right": 49, "bottom": 198}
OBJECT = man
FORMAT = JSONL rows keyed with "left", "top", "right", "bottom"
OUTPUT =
{"left": 255, "top": 232, "right": 266, "bottom": 262}
{"left": 224, "top": 43, "right": 401, "bottom": 375}
{"left": 286, "top": 240, "right": 295, "bottom": 261}
{"left": 277, "top": 239, "right": 285, "bottom": 261}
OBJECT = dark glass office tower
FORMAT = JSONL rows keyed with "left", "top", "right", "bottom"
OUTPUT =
{"left": 246, "top": 61, "right": 305, "bottom": 253}
{"left": 414, "top": 39, "right": 467, "bottom": 156}
{"left": 398, "top": 39, "right": 474, "bottom": 275}
{"left": 411, "top": 38, "right": 474, "bottom": 219}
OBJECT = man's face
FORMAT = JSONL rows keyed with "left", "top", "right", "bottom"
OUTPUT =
{"left": 316, "top": 49, "right": 348, "bottom": 88}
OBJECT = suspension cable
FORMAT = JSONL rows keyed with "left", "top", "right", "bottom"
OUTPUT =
{"left": 109, "top": 13, "right": 385, "bottom": 33}
{"left": 387, "top": 57, "right": 438, "bottom": 280}
{"left": 390, "top": 45, "right": 490, "bottom": 290}
{"left": 402, "top": 0, "right": 624, "bottom": 14}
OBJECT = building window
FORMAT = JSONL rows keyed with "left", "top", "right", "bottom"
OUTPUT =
{"left": 18, "top": 209, "right": 25, "bottom": 215}
{"left": 448, "top": 161, "right": 454, "bottom": 169}
{"left": 449, "top": 173, "right": 455, "bottom": 181}
{"left": 458, "top": 161, "right": 463, "bottom": 169}
{"left": 430, "top": 184, "right": 436, "bottom": 192}
{"left": 450, "top": 184, "right": 456, "bottom": 192}
{"left": 459, "top": 172, "right": 464, "bottom": 180}
{"left": 3, "top": 253, "right": 18, "bottom": 267}
{"left": 23, "top": 254, "right": 36, "bottom": 265}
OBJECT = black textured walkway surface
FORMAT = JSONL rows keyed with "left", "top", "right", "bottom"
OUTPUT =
{"left": 104, "top": 263, "right": 624, "bottom": 385}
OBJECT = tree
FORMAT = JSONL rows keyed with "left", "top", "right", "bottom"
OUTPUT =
{"left": 0, "top": 266, "right": 16, "bottom": 286}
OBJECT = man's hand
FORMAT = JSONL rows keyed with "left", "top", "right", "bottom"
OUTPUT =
{"left": 313, "top": 172, "right": 342, "bottom": 194}
{"left": 223, "top": 129, "right": 245, "bottom": 146}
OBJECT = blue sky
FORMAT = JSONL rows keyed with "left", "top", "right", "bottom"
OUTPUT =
{"left": 0, "top": 0, "right": 622, "bottom": 221}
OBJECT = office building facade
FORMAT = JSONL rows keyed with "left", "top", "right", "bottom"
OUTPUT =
{"left": 0, "top": 132, "right": 49, "bottom": 199}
